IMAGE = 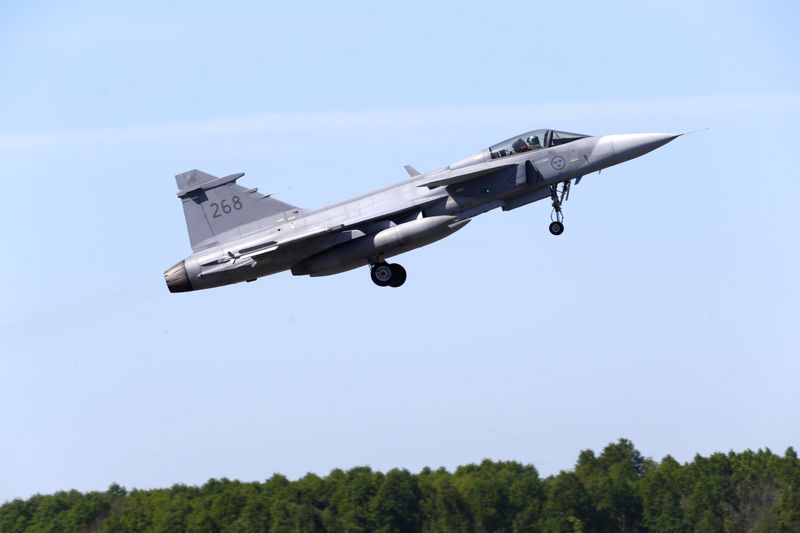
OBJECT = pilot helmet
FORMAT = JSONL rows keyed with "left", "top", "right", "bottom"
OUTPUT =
{"left": 527, "top": 135, "right": 540, "bottom": 146}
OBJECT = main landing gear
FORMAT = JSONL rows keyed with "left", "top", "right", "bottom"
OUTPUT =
{"left": 548, "top": 180, "right": 571, "bottom": 236}
{"left": 370, "top": 262, "right": 407, "bottom": 287}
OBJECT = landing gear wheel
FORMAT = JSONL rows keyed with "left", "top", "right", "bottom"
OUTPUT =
{"left": 549, "top": 221, "right": 564, "bottom": 236}
{"left": 388, "top": 264, "right": 407, "bottom": 287}
{"left": 549, "top": 180, "right": 571, "bottom": 236}
{"left": 371, "top": 263, "right": 393, "bottom": 287}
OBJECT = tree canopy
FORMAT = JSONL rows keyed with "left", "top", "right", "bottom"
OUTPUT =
{"left": 2, "top": 439, "right": 798, "bottom": 532}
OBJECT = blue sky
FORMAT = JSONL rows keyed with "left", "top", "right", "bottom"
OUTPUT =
{"left": 1, "top": 1, "right": 798, "bottom": 502}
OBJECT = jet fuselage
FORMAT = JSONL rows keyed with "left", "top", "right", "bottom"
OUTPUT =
{"left": 165, "top": 131, "right": 678, "bottom": 292}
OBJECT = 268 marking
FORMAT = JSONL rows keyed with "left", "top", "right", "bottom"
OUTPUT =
{"left": 210, "top": 196, "right": 243, "bottom": 218}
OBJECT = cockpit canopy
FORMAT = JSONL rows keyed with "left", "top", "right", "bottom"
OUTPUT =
{"left": 489, "top": 129, "right": 589, "bottom": 160}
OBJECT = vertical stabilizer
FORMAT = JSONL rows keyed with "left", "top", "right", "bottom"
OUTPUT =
{"left": 175, "top": 169, "right": 299, "bottom": 251}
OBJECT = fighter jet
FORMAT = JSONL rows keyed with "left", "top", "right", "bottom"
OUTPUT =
{"left": 165, "top": 129, "right": 679, "bottom": 292}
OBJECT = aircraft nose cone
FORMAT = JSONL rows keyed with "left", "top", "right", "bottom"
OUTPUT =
{"left": 609, "top": 133, "right": 679, "bottom": 163}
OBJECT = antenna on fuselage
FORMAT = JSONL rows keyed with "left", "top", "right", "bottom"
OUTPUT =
{"left": 264, "top": 187, "right": 291, "bottom": 198}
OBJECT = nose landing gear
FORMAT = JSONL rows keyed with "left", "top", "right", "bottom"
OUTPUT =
{"left": 549, "top": 180, "right": 571, "bottom": 236}
{"left": 370, "top": 262, "right": 407, "bottom": 287}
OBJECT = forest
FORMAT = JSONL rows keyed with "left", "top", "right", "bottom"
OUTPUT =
{"left": 1, "top": 439, "right": 798, "bottom": 532}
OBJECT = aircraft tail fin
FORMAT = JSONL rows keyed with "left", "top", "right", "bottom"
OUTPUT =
{"left": 175, "top": 169, "right": 300, "bottom": 251}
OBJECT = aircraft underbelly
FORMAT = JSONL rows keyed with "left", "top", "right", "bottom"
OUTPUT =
{"left": 291, "top": 216, "right": 470, "bottom": 277}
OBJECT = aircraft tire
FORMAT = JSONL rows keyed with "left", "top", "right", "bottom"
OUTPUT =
{"left": 388, "top": 264, "right": 407, "bottom": 287}
{"left": 371, "top": 263, "right": 393, "bottom": 286}
{"left": 549, "top": 221, "right": 564, "bottom": 236}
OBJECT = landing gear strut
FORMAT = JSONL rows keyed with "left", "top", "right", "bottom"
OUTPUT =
{"left": 549, "top": 180, "right": 571, "bottom": 236}
{"left": 370, "top": 262, "right": 407, "bottom": 287}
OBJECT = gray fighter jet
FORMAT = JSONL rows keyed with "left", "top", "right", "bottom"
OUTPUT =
{"left": 165, "top": 129, "right": 679, "bottom": 292}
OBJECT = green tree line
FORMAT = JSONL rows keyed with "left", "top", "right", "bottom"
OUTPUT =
{"left": 2, "top": 439, "right": 798, "bottom": 532}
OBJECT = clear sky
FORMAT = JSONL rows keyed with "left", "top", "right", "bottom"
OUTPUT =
{"left": 1, "top": 1, "right": 798, "bottom": 503}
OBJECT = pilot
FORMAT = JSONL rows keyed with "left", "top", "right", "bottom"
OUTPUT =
{"left": 527, "top": 135, "right": 541, "bottom": 149}
{"left": 512, "top": 138, "right": 529, "bottom": 153}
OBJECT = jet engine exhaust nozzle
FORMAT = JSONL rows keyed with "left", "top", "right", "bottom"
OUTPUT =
{"left": 164, "top": 260, "right": 193, "bottom": 293}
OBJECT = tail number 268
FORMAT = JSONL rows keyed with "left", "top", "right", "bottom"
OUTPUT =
{"left": 210, "top": 196, "right": 243, "bottom": 218}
